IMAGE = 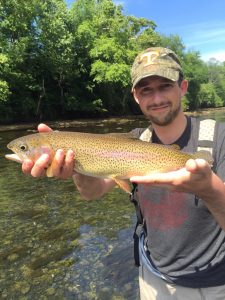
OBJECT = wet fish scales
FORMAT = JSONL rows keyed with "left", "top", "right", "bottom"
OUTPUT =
{"left": 5, "top": 131, "right": 212, "bottom": 192}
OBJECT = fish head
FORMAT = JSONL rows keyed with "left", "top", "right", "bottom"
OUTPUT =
{"left": 6, "top": 133, "right": 54, "bottom": 163}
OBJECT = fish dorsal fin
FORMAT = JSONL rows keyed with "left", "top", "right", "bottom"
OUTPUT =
{"left": 108, "top": 132, "right": 137, "bottom": 139}
{"left": 168, "top": 144, "right": 180, "bottom": 150}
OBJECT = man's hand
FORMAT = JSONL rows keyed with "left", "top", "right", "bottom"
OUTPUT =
{"left": 131, "top": 158, "right": 225, "bottom": 230}
{"left": 22, "top": 123, "right": 75, "bottom": 179}
{"left": 21, "top": 124, "right": 115, "bottom": 199}
{"left": 130, "top": 159, "right": 213, "bottom": 198}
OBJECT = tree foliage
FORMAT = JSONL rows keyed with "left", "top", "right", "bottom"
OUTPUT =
{"left": 198, "top": 83, "right": 223, "bottom": 108}
{"left": 0, "top": 0, "right": 225, "bottom": 123}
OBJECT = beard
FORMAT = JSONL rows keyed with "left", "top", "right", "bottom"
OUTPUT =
{"left": 147, "top": 101, "right": 181, "bottom": 126}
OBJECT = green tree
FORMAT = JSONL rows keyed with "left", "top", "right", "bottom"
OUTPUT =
{"left": 0, "top": 0, "right": 40, "bottom": 121}
{"left": 71, "top": 0, "right": 160, "bottom": 114}
{"left": 0, "top": 0, "right": 76, "bottom": 121}
{"left": 182, "top": 52, "right": 208, "bottom": 110}
{"left": 0, "top": 54, "right": 10, "bottom": 102}
{"left": 34, "top": 0, "right": 75, "bottom": 118}
{"left": 0, "top": 0, "right": 221, "bottom": 123}
{"left": 198, "top": 83, "right": 223, "bottom": 108}
{"left": 207, "top": 59, "right": 225, "bottom": 105}
{"left": 159, "top": 34, "right": 185, "bottom": 58}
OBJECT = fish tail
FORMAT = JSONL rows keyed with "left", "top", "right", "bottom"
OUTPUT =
{"left": 192, "top": 150, "right": 213, "bottom": 165}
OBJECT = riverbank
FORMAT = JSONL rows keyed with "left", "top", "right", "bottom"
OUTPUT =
{"left": 0, "top": 107, "right": 225, "bottom": 132}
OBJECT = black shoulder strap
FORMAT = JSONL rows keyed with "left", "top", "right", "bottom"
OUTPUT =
{"left": 130, "top": 183, "right": 143, "bottom": 225}
{"left": 130, "top": 183, "right": 147, "bottom": 267}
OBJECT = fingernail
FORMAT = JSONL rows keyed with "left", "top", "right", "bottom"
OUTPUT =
{"left": 42, "top": 154, "right": 50, "bottom": 161}
{"left": 68, "top": 150, "right": 74, "bottom": 157}
{"left": 56, "top": 149, "right": 64, "bottom": 157}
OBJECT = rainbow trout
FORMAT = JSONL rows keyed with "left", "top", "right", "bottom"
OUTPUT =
{"left": 5, "top": 131, "right": 212, "bottom": 193}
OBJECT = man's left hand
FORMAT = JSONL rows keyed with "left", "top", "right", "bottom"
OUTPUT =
{"left": 130, "top": 159, "right": 212, "bottom": 196}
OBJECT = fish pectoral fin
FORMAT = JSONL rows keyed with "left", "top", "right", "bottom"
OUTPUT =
{"left": 46, "top": 156, "right": 60, "bottom": 177}
{"left": 113, "top": 177, "right": 131, "bottom": 194}
{"left": 46, "top": 164, "right": 54, "bottom": 177}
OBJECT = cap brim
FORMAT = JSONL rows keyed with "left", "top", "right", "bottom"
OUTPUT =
{"left": 132, "top": 68, "right": 180, "bottom": 90}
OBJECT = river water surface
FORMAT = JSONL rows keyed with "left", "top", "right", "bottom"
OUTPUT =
{"left": 1, "top": 111, "right": 225, "bottom": 299}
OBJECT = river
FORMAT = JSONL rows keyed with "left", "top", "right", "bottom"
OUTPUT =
{"left": 1, "top": 111, "right": 225, "bottom": 299}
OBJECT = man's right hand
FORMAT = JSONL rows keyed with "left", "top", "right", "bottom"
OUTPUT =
{"left": 22, "top": 123, "right": 116, "bottom": 200}
{"left": 22, "top": 123, "right": 75, "bottom": 179}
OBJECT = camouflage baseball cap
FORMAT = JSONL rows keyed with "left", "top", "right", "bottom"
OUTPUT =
{"left": 131, "top": 47, "right": 183, "bottom": 90}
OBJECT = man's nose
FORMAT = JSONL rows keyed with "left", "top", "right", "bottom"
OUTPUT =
{"left": 152, "top": 89, "right": 163, "bottom": 104}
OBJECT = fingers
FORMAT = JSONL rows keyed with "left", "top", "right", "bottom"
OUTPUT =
{"left": 62, "top": 150, "right": 75, "bottom": 178}
{"left": 185, "top": 158, "right": 211, "bottom": 174}
{"left": 22, "top": 154, "right": 50, "bottom": 177}
{"left": 38, "top": 123, "right": 53, "bottom": 133}
{"left": 130, "top": 170, "right": 182, "bottom": 184}
{"left": 130, "top": 159, "right": 211, "bottom": 183}
{"left": 130, "top": 158, "right": 213, "bottom": 196}
{"left": 50, "top": 149, "right": 65, "bottom": 177}
{"left": 22, "top": 150, "right": 75, "bottom": 179}
{"left": 50, "top": 149, "right": 75, "bottom": 179}
{"left": 31, "top": 154, "right": 51, "bottom": 177}
{"left": 22, "top": 124, "right": 74, "bottom": 179}
{"left": 22, "top": 159, "right": 35, "bottom": 175}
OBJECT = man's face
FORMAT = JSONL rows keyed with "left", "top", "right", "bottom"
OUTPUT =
{"left": 133, "top": 76, "right": 188, "bottom": 126}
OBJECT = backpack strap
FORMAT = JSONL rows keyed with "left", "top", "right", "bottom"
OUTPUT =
{"left": 130, "top": 118, "right": 216, "bottom": 267}
{"left": 129, "top": 125, "right": 153, "bottom": 141}
{"left": 198, "top": 119, "right": 216, "bottom": 154}
{"left": 132, "top": 118, "right": 216, "bottom": 148}
{"left": 139, "top": 125, "right": 153, "bottom": 142}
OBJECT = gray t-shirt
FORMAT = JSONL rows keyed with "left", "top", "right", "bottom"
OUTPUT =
{"left": 134, "top": 116, "right": 225, "bottom": 287}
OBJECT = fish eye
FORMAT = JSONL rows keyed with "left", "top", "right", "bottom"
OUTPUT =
{"left": 20, "top": 144, "right": 28, "bottom": 151}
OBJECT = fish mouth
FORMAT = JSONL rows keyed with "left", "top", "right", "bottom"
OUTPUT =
{"left": 5, "top": 154, "right": 23, "bottom": 163}
{"left": 7, "top": 142, "right": 13, "bottom": 150}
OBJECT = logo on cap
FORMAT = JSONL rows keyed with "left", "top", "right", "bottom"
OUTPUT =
{"left": 139, "top": 50, "right": 160, "bottom": 67}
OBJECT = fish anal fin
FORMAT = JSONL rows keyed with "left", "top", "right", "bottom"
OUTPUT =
{"left": 113, "top": 178, "right": 131, "bottom": 193}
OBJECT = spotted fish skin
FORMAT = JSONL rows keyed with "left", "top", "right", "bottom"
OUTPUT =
{"left": 5, "top": 131, "right": 212, "bottom": 192}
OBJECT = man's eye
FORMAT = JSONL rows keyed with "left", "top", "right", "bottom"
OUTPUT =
{"left": 141, "top": 87, "right": 153, "bottom": 94}
{"left": 161, "top": 84, "right": 173, "bottom": 89}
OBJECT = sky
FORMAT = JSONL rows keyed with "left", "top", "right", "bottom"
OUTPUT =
{"left": 66, "top": 0, "right": 225, "bottom": 62}
{"left": 113, "top": 0, "right": 225, "bottom": 62}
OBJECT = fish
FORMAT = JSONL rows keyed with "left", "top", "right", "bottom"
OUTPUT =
{"left": 5, "top": 131, "right": 212, "bottom": 193}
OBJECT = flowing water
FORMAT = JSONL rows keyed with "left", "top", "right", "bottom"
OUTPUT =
{"left": 1, "top": 112, "right": 225, "bottom": 299}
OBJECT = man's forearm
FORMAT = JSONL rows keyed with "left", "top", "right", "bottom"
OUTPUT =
{"left": 201, "top": 173, "right": 225, "bottom": 231}
{"left": 72, "top": 173, "right": 116, "bottom": 200}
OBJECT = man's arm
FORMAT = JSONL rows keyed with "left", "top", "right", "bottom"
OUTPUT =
{"left": 130, "top": 159, "right": 225, "bottom": 231}
{"left": 72, "top": 174, "right": 116, "bottom": 200}
{"left": 22, "top": 123, "right": 116, "bottom": 200}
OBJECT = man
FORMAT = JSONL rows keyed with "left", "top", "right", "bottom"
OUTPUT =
{"left": 22, "top": 47, "right": 225, "bottom": 299}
